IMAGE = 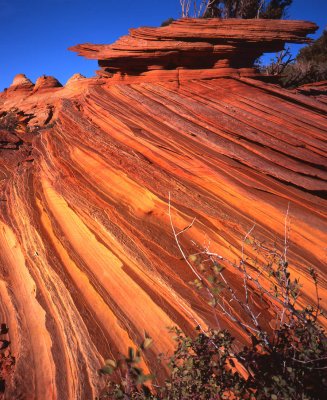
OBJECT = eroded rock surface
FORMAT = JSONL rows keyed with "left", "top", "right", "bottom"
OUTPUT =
{"left": 296, "top": 80, "right": 327, "bottom": 104}
{"left": 0, "top": 18, "right": 326, "bottom": 400}
{"left": 71, "top": 18, "right": 317, "bottom": 77}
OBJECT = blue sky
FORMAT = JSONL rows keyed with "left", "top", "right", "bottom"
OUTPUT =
{"left": 1, "top": 0, "right": 326, "bottom": 90}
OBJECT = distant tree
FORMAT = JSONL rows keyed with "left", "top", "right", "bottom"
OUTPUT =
{"left": 264, "top": 30, "right": 327, "bottom": 87}
{"left": 179, "top": 0, "right": 293, "bottom": 19}
{"left": 297, "top": 29, "right": 327, "bottom": 65}
{"left": 260, "top": 0, "right": 293, "bottom": 19}
{"left": 214, "top": 0, "right": 261, "bottom": 18}
{"left": 263, "top": 47, "right": 295, "bottom": 76}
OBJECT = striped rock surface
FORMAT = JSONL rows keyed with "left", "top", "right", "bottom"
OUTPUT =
{"left": 0, "top": 18, "right": 326, "bottom": 400}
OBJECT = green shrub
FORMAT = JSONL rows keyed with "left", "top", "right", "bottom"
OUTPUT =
{"left": 99, "top": 225, "right": 326, "bottom": 399}
{"left": 263, "top": 30, "right": 327, "bottom": 88}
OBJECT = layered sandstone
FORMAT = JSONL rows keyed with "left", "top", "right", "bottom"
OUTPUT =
{"left": 34, "top": 75, "right": 62, "bottom": 91}
{"left": 71, "top": 18, "right": 317, "bottom": 77}
{"left": 296, "top": 80, "right": 327, "bottom": 104}
{"left": 7, "top": 74, "right": 34, "bottom": 92}
{"left": 0, "top": 18, "right": 326, "bottom": 400}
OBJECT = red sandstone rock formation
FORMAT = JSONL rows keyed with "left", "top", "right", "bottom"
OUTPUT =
{"left": 71, "top": 18, "right": 317, "bottom": 76}
{"left": 33, "top": 75, "right": 62, "bottom": 91}
{"left": 296, "top": 80, "right": 327, "bottom": 104}
{"left": 0, "top": 18, "right": 326, "bottom": 400}
{"left": 6, "top": 74, "right": 34, "bottom": 93}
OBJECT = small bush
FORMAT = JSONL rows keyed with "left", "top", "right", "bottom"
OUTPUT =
{"left": 99, "top": 219, "right": 326, "bottom": 399}
{"left": 263, "top": 30, "right": 327, "bottom": 88}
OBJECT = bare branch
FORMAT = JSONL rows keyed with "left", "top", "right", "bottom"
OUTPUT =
{"left": 257, "top": 0, "right": 266, "bottom": 18}
{"left": 168, "top": 192, "right": 221, "bottom": 331}
{"left": 179, "top": 0, "right": 218, "bottom": 18}
{"left": 241, "top": 223, "right": 256, "bottom": 306}
{"left": 176, "top": 217, "right": 197, "bottom": 237}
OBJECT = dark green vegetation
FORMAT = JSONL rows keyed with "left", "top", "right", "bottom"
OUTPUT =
{"left": 281, "top": 30, "right": 327, "bottom": 87}
{"left": 99, "top": 236, "right": 327, "bottom": 399}
{"left": 297, "top": 29, "right": 327, "bottom": 66}
{"left": 165, "top": 1, "right": 292, "bottom": 21}
{"left": 203, "top": 0, "right": 292, "bottom": 19}
{"left": 263, "top": 30, "right": 327, "bottom": 87}
{"left": 177, "top": 1, "right": 292, "bottom": 19}
{"left": 166, "top": 1, "right": 327, "bottom": 88}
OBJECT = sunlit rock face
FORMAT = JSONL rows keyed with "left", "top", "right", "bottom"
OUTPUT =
{"left": 9, "top": 74, "right": 34, "bottom": 91}
{"left": 34, "top": 75, "right": 62, "bottom": 91}
{"left": 70, "top": 18, "right": 317, "bottom": 77}
{"left": 0, "top": 19, "right": 326, "bottom": 400}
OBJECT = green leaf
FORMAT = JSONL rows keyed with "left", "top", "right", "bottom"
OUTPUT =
{"left": 100, "top": 365, "right": 114, "bottom": 375}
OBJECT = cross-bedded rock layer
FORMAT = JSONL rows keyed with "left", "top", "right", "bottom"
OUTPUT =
{"left": 0, "top": 18, "right": 326, "bottom": 400}
{"left": 70, "top": 18, "right": 317, "bottom": 77}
